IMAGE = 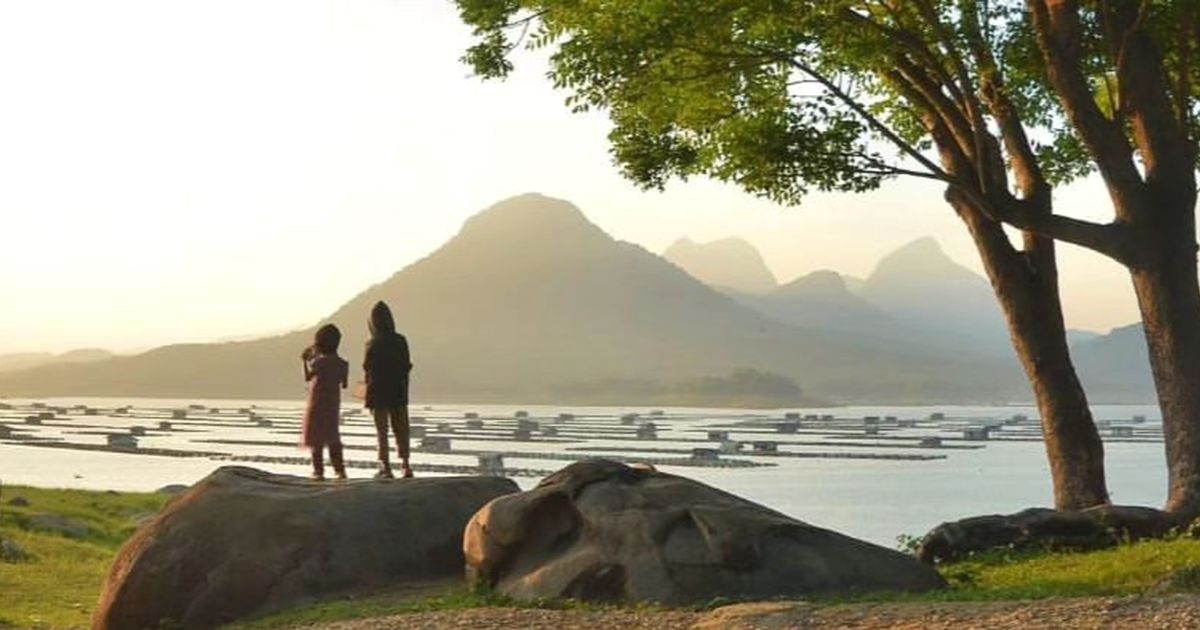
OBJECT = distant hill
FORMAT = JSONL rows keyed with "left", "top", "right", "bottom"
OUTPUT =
{"left": 0, "top": 349, "right": 114, "bottom": 374}
{"left": 727, "top": 270, "right": 896, "bottom": 336}
{"left": 663, "top": 237, "right": 778, "bottom": 294}
{"left": 859, "top": 237, "right": 1012, "bottom": 357}
{"left": 1066, "top": 329, "right": 1103, "bottom": 345}
{"left": 0, "top": 194, "right": 1030, "bottom": 406}
{"left": 1071, "top": 324, "right": 1155, "bottom": 402}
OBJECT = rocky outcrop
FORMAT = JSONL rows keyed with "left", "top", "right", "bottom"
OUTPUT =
{"left": 30, "top": 513, "right": 90, "bottom": 538}
{"left": 94, "top": 466, "right": 517, "bottom": 630}
{"left": 0, "top": 537, "right": 29, "bottom": 563}
{"left": 917, "top": 505, "right": 1179, "bottom": 564}
{"left": 464, "top": 460, "right": 944, "bottom": 604}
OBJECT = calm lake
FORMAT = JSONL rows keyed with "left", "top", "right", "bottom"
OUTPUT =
{"left": 0, "top": 397, "right": 1167, "bottom": 548}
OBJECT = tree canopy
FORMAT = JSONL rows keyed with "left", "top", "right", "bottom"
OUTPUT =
{"left": 457, "top": 1, "right": 1199, "bottom": 263}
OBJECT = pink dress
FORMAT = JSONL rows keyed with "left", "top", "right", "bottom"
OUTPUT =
{"left": 302, "top": 353, "right": 348, "bottom": 448}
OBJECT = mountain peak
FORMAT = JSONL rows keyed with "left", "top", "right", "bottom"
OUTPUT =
{"left": 861, "top": 236, "right": 1008, "bottom": 352}
{"left": 864, "top": 237, "right": 984, "bottom": 288}
{"left": 458, "top": 193, "right": 597, "bottom": 236}
{"left": 439, "top": 193, "right": 615, "bottom": 258}
{"left": 663, "top": 237, "right": 777, "bottom": 294}
{"left": 877, "top": 236, "right": 946, "bottom": 266}
{"left": 778, "top": 269, "right": 849, "bottom": 296}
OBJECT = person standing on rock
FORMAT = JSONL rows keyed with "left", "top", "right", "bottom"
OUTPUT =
{"left": 364, "top": 301, "right": 413, "bottom": 479}
{"left": 301, "top": 324, "right": 349, "bottom": 481}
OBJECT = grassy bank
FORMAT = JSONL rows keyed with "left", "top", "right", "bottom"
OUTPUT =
{"left": 3, "top": 485, "right": 1200, "bottom": 629}
{"left": 0, "top": 485, "right": 169, "bottom": 629}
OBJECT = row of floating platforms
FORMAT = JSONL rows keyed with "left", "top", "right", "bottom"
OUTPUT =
{"left": 0, "top": 400, "right": 1164, "bottom": 477}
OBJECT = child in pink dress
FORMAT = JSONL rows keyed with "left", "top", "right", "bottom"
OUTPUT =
{"left": 301, "top": 324, "right": 349, "bottom": 481}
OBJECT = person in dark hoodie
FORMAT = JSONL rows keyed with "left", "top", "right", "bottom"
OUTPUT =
{"left": 364, "top": 301, "right": 413, "bottom": 478}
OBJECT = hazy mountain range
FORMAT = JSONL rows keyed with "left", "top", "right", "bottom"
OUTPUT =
{"left": 665, "top": 234, "right": 1154, "bottom": 402}
{"left": 665, "top": 235, "right": 1012, "bottom": 356}
{"left": 0, "top": 349, "right": 114, "bottom": 374}
{"left": 0, "top": 194, "right": 1152, "bottom": 406}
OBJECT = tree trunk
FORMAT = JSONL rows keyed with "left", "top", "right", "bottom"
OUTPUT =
{"left": 1130, "top": 197, "right": 1200, "bottom": 516}
{"left": 953, "top": 194, "right": 1110, "bottom": 510}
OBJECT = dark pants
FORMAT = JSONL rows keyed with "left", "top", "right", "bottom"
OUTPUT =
{"left": 373, "top": 407, "right": 410, "bottom": 463}
{"left": 311, "top": 442, "right": 345, "bottom": 476}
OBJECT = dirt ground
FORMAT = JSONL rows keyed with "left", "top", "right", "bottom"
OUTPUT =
{"left": 301, "top": 594, "right": 1200, "bottom": 630}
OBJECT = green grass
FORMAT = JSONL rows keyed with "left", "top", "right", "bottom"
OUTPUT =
{"left": 936, "top": 537, "right": 1200, "bottom": 600}
{"left": 4, "top": 484, "right": 1200, "bottom": 629}
{"left": 0, "top": 485, "right": 170, "bottom": 630}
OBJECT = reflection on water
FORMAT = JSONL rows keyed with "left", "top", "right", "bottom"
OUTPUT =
{"left": 0, "top": 397, "right": 1167, "bottom": 546}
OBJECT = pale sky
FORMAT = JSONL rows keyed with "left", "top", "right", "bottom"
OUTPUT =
{"left": 0, "top": 0, "right": 1142, "bottom": 354}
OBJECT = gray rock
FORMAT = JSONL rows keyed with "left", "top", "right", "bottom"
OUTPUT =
{"left": 464, "top": 460, "right": 944, "bottom": 605}
{"left": 94, "top": 466, "right": 518, "bottom": 630}
{"left": 0, "top": 538, "right": 29, "bottom": 563}
{"left": 7, "top": 496, "right": 29, "bottom": 507}
{"left": 129, "top": 512, "right": 159, "bottom": 528}
{"left": 1147, "top": 566, "right": 1200, "bottom": 596}
{"left": 155, "top": 484, "right": 189, "bottom": 495}
{"left": 916, "top": 505, "right": 1177, "bottom": 564}
{"left": 30, "top": 513, "right": 90, "bottom": 538}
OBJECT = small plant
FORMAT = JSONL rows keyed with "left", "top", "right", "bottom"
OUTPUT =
{"left": 1164, "top": 566, "right": 1200, "bottom": 593}
{"left": 895, "top": 533, "right": 922, "bottom": 555}
{"left": 1184, "top": 517, "right": 1200, "bottom": 540}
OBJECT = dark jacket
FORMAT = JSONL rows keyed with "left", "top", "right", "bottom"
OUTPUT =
{"left": 364, "top": 301, "right": 412, "bottom": 409}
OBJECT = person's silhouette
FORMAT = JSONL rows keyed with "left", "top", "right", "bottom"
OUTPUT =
{"left": 363, "top": 301, "right": 413, "bottom": 478}
{"left": 301, "top": 324, "right": 349, "bottom": 481}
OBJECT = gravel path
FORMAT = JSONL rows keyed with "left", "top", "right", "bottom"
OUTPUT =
{"left": 299, "top": 595, "right": 1200, "bottom": 630}
{"left": 303, "top": 607, "right": 700, "bottom": 630}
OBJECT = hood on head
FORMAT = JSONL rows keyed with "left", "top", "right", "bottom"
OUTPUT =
{"left": 369, "top": 301, "right": 396, "bottom": 337}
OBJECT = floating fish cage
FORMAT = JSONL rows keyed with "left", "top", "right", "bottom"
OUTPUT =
{"left": 421, "top": 436, "right": 451, "bottom": 452}
{"left": 963, "top": 427, "right": 991, "bottom": 441}
{"left": 477, "top": 453, "right": 505, "bottom": 475}
{"left": 107, "top": 434, "right": 138, "bottom": 449}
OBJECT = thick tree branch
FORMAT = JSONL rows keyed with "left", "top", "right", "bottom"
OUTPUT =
{"left": 961, "top": 2, "right": 1050, "bottom": 203}
{"left": 1100, "top": 1, "right": 1195, "bottom": 192}
{"left": 844, "top": 6, "right": 972, "bottom": 119}
{"left": 884, "top": 68, "right": 980, "bottom": 187}
{"left": 911, "top": 0, "right": 996, "bottom": 196}
{"left": 992, "top": 205, "right": 1138, "bottom": 265}
{"left": 892, "top": 56, "right": 977, "bottom": 160}
{"left": 1028, "top": 0, "right": 1144, "bottom": 219}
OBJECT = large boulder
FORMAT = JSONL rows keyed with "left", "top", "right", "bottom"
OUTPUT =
{"left": 464, "top": 460, "right": 944, "bottom": 604}
{"left": 917, "top": 505, "right": 1179, "bottom": 563}
{"left": 94, "top": 466, "right": 518, "bottom": 629}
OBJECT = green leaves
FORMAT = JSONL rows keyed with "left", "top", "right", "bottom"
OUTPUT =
{"left": 453, "top": 0, "right": 1196, "bottom": 206}
{"left": 455, "top": 0, "right": 898, "bottom": 205}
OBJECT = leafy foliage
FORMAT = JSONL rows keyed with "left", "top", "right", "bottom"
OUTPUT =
{"left": 455, "top": 0, "right": 1199, "bottom": 207}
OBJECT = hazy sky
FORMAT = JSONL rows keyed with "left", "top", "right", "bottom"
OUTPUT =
{"left": 0, "top": 0, "right": 1145, "bottom": 354}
